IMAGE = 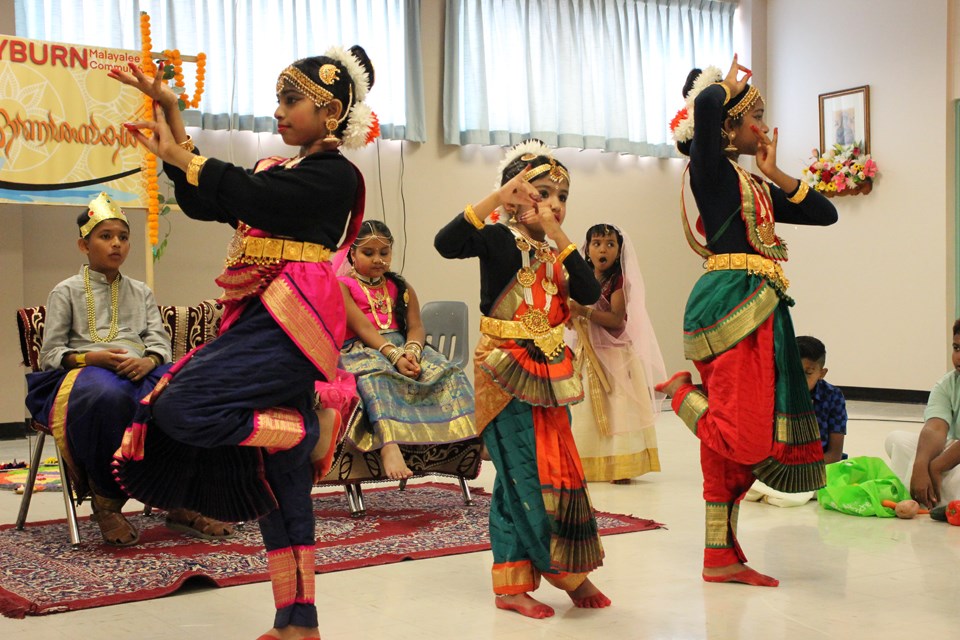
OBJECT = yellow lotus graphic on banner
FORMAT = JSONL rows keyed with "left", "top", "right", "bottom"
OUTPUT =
{"left": 0, "top": 35, "right": 147, "bottom": 207}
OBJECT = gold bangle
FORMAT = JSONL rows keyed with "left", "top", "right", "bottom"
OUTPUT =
{"left": 178, "top": 136, "right": 195, "bottom": 152}
{"left": 713, "top": 82, "right": 731, "bottom": 105}
{"left": 75, "top": 353, "right": 87, "bottom": 368}
{"left": 584, "top": 308, "right": 594, "bottom": 321}
{"left": 463, "top": 204, "right": 484, "bottom": 230}
{"left": 787, "top": 180, "right": 810, "bottom": 204}
{"left": 556, "top": 243, "right": 578, "bottom": 263}
{"left": 378, "top": 343, "right": 394, "bottom": 354}
{"left": 186, "top": 155, "right": 208, "bottom": 186}
{"left": 146, "top": 353, "right": 163, "bottom": 367}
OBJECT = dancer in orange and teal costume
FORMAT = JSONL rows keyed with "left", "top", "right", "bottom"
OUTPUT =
{"left": 435, "top": 140, "right": 611, "bottom": 619}
{"left": 658, "top": 56, "right": 838, "bottom": 587}
{"left": 110, "top": 45, "right": 377, "bottom": 640}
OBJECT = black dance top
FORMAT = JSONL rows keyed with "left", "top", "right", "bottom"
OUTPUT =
{"left": 164, "top": 150, "right": 358, "bottom": 248}
{"left": 434, "top": 215, "right": 601, "bottom": 316}
{"left": 689, "top": 84, "right": 838, "bottom": 255}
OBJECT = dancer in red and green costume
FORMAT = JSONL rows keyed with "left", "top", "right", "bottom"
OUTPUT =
{"left": 435, "top": 140, "right": 610, "bottom": 619}
{"left": 658, "top": 56, "right": 838, "bottom": 586}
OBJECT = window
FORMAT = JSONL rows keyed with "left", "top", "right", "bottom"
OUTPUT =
{"left": 16, "top": 0, "right": 425, "bottom": 141}
{"left": 443, "top": 0, "right": 735, "bottom": 156}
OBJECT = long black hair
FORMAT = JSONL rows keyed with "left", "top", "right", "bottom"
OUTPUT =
{"left": 348, "top": 220, "right": 410, "bottom": 335}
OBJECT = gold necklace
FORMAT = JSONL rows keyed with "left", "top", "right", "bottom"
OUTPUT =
{"left": 83, "top": 265, "right": 120, "bottom": 343}
{"left": 356, "top": 277, "right": 393, "bottom": 330}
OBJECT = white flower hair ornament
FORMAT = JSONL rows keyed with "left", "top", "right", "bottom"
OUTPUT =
{"left": 323, "top": 46, "right": 379, "bottom": 149}
{"left": 670, "top": 66, "right": 723, "bottom": 144}
{"left": 493, "top": 139, "right": 556, "bottom": 189}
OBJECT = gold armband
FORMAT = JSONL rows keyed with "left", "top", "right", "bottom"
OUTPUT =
{"left": 75, "top": 353, "right": 87, "bottom": 368}
{"left": 178, "top": 136, "right": 195, "bottom": 152}
{"left": 556, "top": 243, "right": 578, "bottom": 263}
{"left": 787, "top": 180, "right": 810, "bottom": 204}
{"left": 463, "top": 204, "right": 484, "bottom": 230}
{"left": 186, "top": 155, "right": 209, "bottom": 186}
{"left": 713, "top": 82, "right": 731, "bottom": 105}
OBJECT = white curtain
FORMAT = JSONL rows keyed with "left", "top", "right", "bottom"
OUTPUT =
{"left": 15, "top": 0, "right": 426, "bottom": 141}
{"left": 443, "top": 0, "right": 735, "bottom": 157}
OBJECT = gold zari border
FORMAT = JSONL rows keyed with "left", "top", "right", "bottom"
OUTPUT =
{"left": 705, "top": 502, "right": 732, "bottom": 549}
{"left": 683, "top": 282, "right": 780, "bottom": 361}
{"left": 677, "top": 389, "right": 708, "bottom": 435}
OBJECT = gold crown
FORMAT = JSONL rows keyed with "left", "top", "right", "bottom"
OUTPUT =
{"left": 80, "top": 192, "right": 129, "bottom": 237}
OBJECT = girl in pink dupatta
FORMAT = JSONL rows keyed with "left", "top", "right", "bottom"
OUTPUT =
{"left": 567, "top": 224, "right": 666, "bottom": 483}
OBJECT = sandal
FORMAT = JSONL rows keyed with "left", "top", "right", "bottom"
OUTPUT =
{"left": 165, "top": 508, "right": 235, "bottom": 540}
{"left": 91, "top": 508, "right": 140, "bottom": 547}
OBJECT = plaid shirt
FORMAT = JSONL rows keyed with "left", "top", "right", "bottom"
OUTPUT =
{"left": 812, "top": 379, "right": 847, "bottom": 453}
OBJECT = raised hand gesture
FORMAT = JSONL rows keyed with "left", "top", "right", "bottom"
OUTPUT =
{"left": 752, "top": 125, "right": 780, "bottom": 179}
{"left": 108, "top": 61, "right": 179, "bottom": 112}
{"left": 497, "top": 166, "right": 542, "bottom": 210}
{"left": 722, "top": 54, "right": 752, "bottom": 103}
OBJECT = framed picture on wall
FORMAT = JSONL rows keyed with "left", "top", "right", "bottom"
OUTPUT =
{"left": 819, "top": 86, "right": 870, "bottom": 153}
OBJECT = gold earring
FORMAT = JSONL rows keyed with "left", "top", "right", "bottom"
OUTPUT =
{"left": 322, "top": 116, "right": 340, "bottom": 149}
{"left": 723, "top": 130, "right": 737, "bottom": 153}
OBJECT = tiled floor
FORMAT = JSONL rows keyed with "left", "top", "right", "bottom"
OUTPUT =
{"left": 1, "top": 401, "right": 956, "bottom": 639}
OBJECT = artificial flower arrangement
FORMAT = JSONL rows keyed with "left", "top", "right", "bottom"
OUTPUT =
{"left": 802, "top": 143, "right": 878, "bottom": 196}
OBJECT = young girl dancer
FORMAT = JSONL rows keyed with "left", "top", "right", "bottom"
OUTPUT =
{"left": 658, "top": 55, "right": 838, "bottom": 587}
{"left": 435, "top": 140, "right": 610, "bottom": 619}
{"left": 567, "top": 224, "right": 665, "bottom": 484}
{"left": 110, "top": 45, "right": 376, "bottom": 640}
{"left": 337, "top": 220, "right": 477, "bottom": 480}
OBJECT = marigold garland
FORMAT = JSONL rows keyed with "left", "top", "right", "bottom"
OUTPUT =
{"left": 139, "top": 12, "right": 206, "bottom": 247}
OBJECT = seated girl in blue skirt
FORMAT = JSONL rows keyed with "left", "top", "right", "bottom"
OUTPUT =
{"left": 338, "top": 220, "right": 478, "bottom": 480}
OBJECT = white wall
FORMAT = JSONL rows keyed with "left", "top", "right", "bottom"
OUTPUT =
{"left": 1, "top": 1, "right": 957, "bottom": 423}
{"left": 766, "top": 0, "right": 955, "bottom": 389}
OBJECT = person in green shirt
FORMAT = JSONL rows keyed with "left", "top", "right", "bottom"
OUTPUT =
{"left": 886, "top": 318, "right": 960, "bottom": 508}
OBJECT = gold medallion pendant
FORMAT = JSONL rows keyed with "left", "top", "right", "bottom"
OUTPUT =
{"left": 516, "top": 267, "right": 537, "bottom": 288}
{"left": 541, "top": 279, "right": 558, "bottom": 295}
{"left": 757, "top": 221, "right": 777, "bottom": 247}
{"left": 515, "top": 237, "right": 531, "bottom": 252}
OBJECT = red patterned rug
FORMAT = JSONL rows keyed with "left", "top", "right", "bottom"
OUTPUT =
{"left": 0, "top": 482, "right": 663, "bottom": 618}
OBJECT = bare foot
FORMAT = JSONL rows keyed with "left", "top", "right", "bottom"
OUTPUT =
{"left": 495, "top": 593, "right": 555, "bottom": 618}
{"left": 654, "top": 370, "right": 693, "bottom": 397}
{"left": 311, "top": 407, "right": 341, "bottom": 482}
{"left": 256, "top": 624, "right": 322, "bottom": 639}
{"left": 480, "top": 443, "right": 492, "bottom": 461}
{"left": 381, "top": 442, "right": 413, "bottom": 480}
{"left": 568, "top": 577, "right": 612, "bottom": 608}
{"left": 702, "top": 563, "right": 779, "bottom": 587}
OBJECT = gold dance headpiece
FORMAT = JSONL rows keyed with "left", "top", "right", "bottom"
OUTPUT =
{"left": 726, "top": 85, "right": 762, "bottom": 120}
{"left": 276, "top": 65, "right": 335, "bottom": 108}
{"left": 522, "top": 157, "right": 569, "bottom": 184}
{"left": 80, "top": 192, "right": 129, "bottom": 237}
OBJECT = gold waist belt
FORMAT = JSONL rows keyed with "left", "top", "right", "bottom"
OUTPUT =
{"left": 241, "top": 237, "right": 332, "bottom": 264}
{"left": 480, "top": 313, "right": 566, "bottom": 358}
{"left": 705, "top": 253, "right": 789, "bottom": 292}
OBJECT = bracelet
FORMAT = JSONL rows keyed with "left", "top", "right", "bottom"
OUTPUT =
{"left": 584, "top": 308, "right": 594, "bottom": 321}
{"left": 378, "top": 343, "right": 394, "bottom": 354}
{"left": 463, "top": 204, "right": 484, "bottom": 230}
{"left": 713, "top": 82, "right": 731, "bottom": 105}
{"left": 186, "top": 155, "right": 209, "bottom": 186}
{"left": 787, "top": 180, "right": 810, "bottom": 204}
{"left": 75, "top": 353, "right": 87, "bottom": 368}
{"left": 404, "top": 341, "right": 423, "bottom": 362}
{"left": 178, "top": 136, "right": 195, "bottom": 152}
{"left": 556, "top": 243, "right": 578, "bottom": 263}
{"left": 386, "top": 346, "right": 404, "bottom": 366}
{"left": 146, "top": 353, "right": 164, "bottom": 367}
